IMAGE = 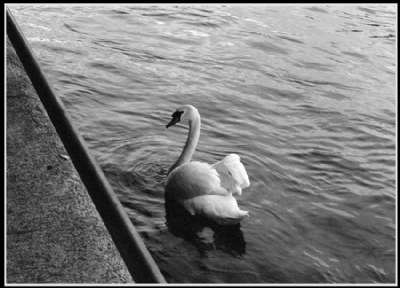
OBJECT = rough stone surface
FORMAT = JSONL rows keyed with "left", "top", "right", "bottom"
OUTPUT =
{"left": 6, "top": 37, "right": 134, "bottom": 284}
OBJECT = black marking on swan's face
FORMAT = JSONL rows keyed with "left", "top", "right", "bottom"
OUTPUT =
{"left": 166, "top": 110, "right": 184, "bottom": 128}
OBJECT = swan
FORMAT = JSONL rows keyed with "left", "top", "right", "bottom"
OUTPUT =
{"left": 165, "top": 105, "right": 250, "bottom": 225}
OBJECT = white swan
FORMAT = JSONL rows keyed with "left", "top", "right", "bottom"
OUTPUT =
{"left": 165, "top": 105, "right": 250, "bottom": 225}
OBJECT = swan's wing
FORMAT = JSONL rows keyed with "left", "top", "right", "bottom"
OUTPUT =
{"left": 211, "top": 154, "right": 250, "bottom": 195}
{"left": 166, "top": 161, "right": 229, "bottom": 200}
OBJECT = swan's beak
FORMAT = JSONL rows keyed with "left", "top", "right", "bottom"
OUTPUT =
{"left": 166, "top": 111, "right": 182, "bottom": 128}
{"left": 166, "top": 118, "right": 179, "bottom": 128}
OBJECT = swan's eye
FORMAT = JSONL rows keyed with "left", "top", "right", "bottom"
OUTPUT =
{"left": 172, "top": 110, "right": 184, "bottom": 119}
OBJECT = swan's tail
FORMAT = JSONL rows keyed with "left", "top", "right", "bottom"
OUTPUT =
{"left": 182, "top": 194, "right": 249, "bottom": 225}
{"left": 218, "top": 210, "right": 249, "bottom": 225}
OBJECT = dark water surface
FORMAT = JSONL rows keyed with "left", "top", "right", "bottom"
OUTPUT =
{"left": 10, "top": 4, "right": 396, "bottom": 283}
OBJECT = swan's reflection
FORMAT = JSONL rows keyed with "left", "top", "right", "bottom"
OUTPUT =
{"left": 164, "top": 195, "right": 246, "bottom": 256}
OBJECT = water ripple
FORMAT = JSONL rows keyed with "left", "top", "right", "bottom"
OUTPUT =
{"left": 11, "top": 4, "right": 396, "bottom": 284}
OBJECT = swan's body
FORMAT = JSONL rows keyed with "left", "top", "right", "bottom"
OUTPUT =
{"left": 165, "top": 105, "right": 250, "bottom": 225}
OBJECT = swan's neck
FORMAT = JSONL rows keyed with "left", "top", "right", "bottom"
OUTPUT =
{"left": 169, "top": 114, "right": 200, "bottom": 174}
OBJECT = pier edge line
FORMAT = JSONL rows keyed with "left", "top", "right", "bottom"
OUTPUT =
{"left": 6, "top": 7, "right": 166, "bottom": 284}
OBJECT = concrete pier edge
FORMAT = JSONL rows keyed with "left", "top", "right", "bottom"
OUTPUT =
{"left": 6, "top": 7, "right": 166, "bottom": 284}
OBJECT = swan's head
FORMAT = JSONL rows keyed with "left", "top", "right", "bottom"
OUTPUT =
{"left": 166, "top": 105, "right": 199, "bottom": 128}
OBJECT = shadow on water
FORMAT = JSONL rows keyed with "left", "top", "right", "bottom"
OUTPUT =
{"left": 164, "top": 193, "right": 247, "bottom": 256}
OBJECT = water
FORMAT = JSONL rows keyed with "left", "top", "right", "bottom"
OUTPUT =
{"left": 9, "top": 4, "right": 396, "bottom": 283}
